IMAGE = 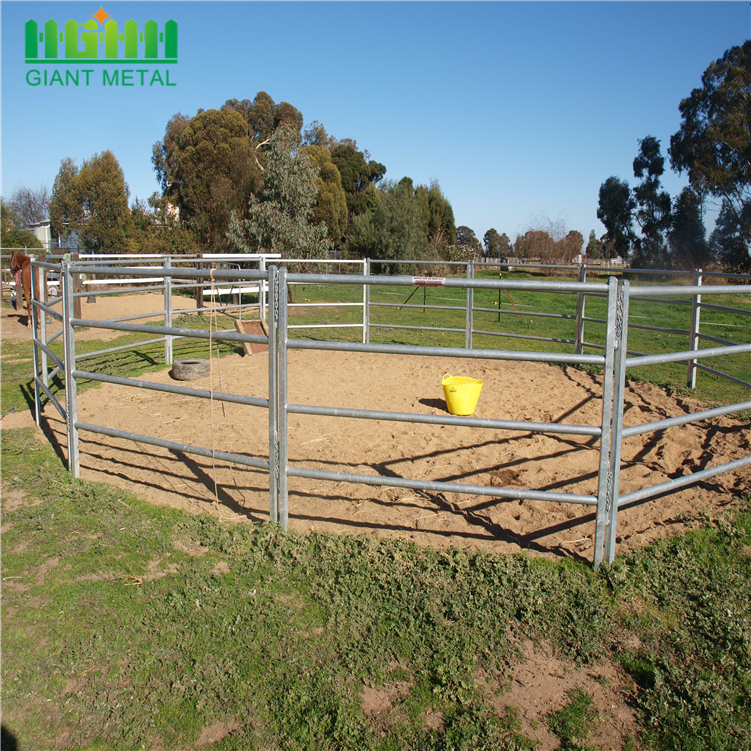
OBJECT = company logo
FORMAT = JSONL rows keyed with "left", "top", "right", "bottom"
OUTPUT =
{"left": 25, "top": 5, "right": 177, "bottom": 87}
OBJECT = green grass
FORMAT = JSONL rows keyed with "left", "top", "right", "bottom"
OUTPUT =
{"left": 548, "top": 688, "right": 600, "bottom": 750}
{"left": 2, "top": 427, "right": 751, "bottom": 749}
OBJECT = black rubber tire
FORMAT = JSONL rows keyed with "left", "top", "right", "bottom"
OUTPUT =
{"left": 170, "top": 358, "right": 211, "bottom": 381}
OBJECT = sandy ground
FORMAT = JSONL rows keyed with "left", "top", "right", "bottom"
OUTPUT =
{"left": 2, "top": 289, "right": 749, "bottom": 748}
{"left": 3, "top": 290, "right": 749, "bottom": 563}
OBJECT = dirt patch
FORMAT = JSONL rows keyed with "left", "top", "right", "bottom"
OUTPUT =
{"left": 489, "top": 640, "right": 639, "bottom": 749}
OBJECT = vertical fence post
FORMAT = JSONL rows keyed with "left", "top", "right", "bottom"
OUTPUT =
{"left": 604, "top": 279, "right": 631, "bottom": 564}
{"left": 365, "top": 258, "right": 371, "bottom": 344}
{"left": 38, "top": 255, "right": 49, "bottom": 388}
{"left": 62, "top": 260, "right": 80, "bottom": 478}
{"left": 466, "top": 260, "right": 474, "bottom": 349}
{"left": 688, "top": 268, "right": 703, "bottom": 389}
{"left": 362, "top": 258, "right": 369, "bottom": 344}
{"left": 163, "top": 257, "right": 173, "bottom": 366}
{"left": 267, "top": 265, "right": 279, "bottom": 524}
{"left": 277, "top": 266, "right": 290, "bottom": 529}
{"left": 575, "top": 264, "right": 587, "bottom": 354}
{"left": 593, "top": 276, "right": 619, "bottom": 569}
{"left": 31, "top": 260, "right": 42, "bottom": 425}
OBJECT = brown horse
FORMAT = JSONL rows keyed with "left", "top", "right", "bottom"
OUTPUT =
{"left": 10, "top": 252, "right": 44, "bottom": 329}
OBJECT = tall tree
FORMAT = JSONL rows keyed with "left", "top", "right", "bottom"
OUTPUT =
{"left": 49, "top": 157, "right": 82, "bottom": 243}
{"left": 227, "top": 124, "right": 332, "bottom": 261}
{"left": 301, "top": 144, "right": 348, "bottom": 245}
{"left": 50, "top": 151, "right": 131, "bottom": 252}
{"left": 223, "top": 91, "right": 303, "bottom": 148}
{"left": 670, "top": 41, "right": 751, "bottom": 242}
{"left": 668, "top": 187, "right": 709, "bottom": 269}
{"left": 126, "top": 196, "right": 200, "bottom": 256}
{"left": 348, "top": 179, "right": 428, "bottom": 273}
{"left": 152, "top": 108, "right": 263, "bottom": 252}
{"left": 709, "top": 199, "right": 751, "bottom": 273}
{"left": 586, "top": 230, "right": 603, "bottom": 259}
{"left": 456, "top": 226, "right": 481, "bottom": 254}
{"left": 597, "top": 176, "right": 635, "bottom": 260}
{"left": 415, "top": 180, "right": 456, "bottom": 249}
{"left": 632, "top": 136, "right": 672, "bottom": 268}
{"left": 483, "top": 228, "right": 502, "bottom": 258}
{"left": 330, "top": 141, "right": 386, "bottom": 218}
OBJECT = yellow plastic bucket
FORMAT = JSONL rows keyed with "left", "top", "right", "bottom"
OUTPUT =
{"left": 442, "top": 374, "right": 483, "bottom": 416}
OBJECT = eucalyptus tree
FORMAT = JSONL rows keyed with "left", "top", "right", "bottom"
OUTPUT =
{"left": 668, "top": 187, "right": 709, "bottom": 270}
{"left": 483, "top": 228, "right": 502, "bottom": 258}
{"left": 152, "top": 108, "right": 262, "bottom": 252}
{"left": 597, "top": 176, "right": 635, "bottom": 260}
{"left": 632, "top": 136, "right": 672, "bottom": 268}
{"left": 348, "top": 178, "right": 428, "bottom": 273}
{"left": 709, "top": 199, "right": 751, "bottom": 273}
{"left": 301, "top": 144, "right": 348, "bottom": 245}
{"left": 227, "top": 124, "right": 332, "bottom": 262}
{"left": 670, "top": 41, "right": 751, "bottom": 242}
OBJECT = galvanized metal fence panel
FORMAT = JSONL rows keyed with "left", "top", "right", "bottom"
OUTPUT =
{"left": 28, "top": 258, "right": 751, "bottom": 568}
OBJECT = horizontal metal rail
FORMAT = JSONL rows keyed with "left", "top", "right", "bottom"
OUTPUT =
{"left": 472, "top": 328, "right": 577, "bottom": 346}
{"left": 84, "top": 277, "right": 165, "bottom": 286}
{"left": 73, "top": 284, "right": 166, "bottom": 298}
{"left": 695, "top": 331, "right": 743, "bottom": 347}
{"left": 699, "top": 302, "right": 751, "bottom": 317}
{"left": 474, "top": 306, "right": 578, "bottom": 321}
{"left": 290, "top": 272, "right": 609, "bottom": 294}
{"left": 629, "top": 284, "right": 750, "bottom": 297}
{"left": 618, "top": 455, "right": 751, "bottom": 509}
{"left": 73, "top": 370, "right": 269, "bottom": 409}
{"left": 70, "top": 318, "right": 267, "bottom": 346}
{"left": 70, "top": 264, "right": 267, "bottom": 281}
{"left": 288, "top": 301, "right": 363, "bottom": 309}
{"left": 622, "top": 400, "right": 751, "bottom": 439}
{"left": 287, "top": 336, "right": 606, "bottom": 365}
{"left": 626, "top": 342, "right": 751, "bottom": 369}
{"left": 695, "top": 363, "right": 751, "bottom": 389}
{"left": 372, "top": 301, "right": 465, "bottom": 312}
{"left": 75, "top": 422, "right": 270, "bottom": 472}
{"left": 287, "top": 465, "right": 598, "bottom": 506}
{"left": 288, "top": 402, "right": 601, "bottom": 436}
{"left": 289, "top": 323, "right": 363, "bottom": 330}
{"left": 74, "top": 337, "right": 166, "bottom": 362}
{"left": 370, "top": 322, "right": 465, "bottom": 335}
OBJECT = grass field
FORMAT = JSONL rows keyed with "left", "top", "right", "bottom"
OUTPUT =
{"left": 2, "top": 272, "right": 750, "bottom": 749}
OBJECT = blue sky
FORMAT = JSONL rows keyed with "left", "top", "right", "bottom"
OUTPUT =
{"left": 2, "top": 1, "right": 749, "bottom": 246}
